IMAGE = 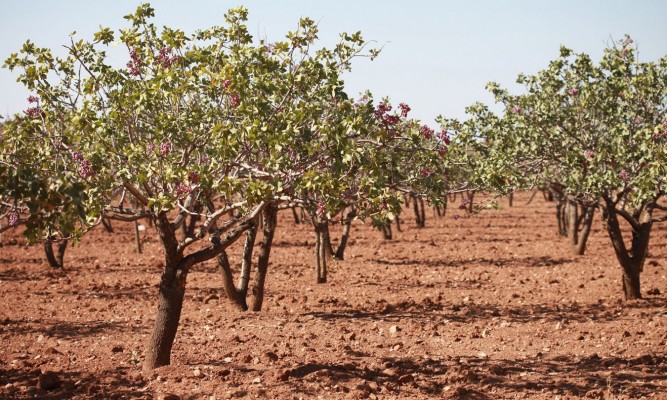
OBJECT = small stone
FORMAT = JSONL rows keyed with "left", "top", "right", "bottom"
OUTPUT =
{"left": 647, "top": 288, "right": 661, "bottom": 295}
{"left": 344, "top": 332, "right": 356, "bottom": 341}
{"left": 193, "top": 368, "right": 203, "bottom": 378}
{"left": 389, "top": 326, "right": 400, "bottom": 334}
{"left": 37, "top": 371, "right": 60, "bottom": 391}
{"left": 203, "top": 294, "right": 219, "bottom": 304}
{"left": 274, "top": 369, "right": 290, "bottom": 382}
{"left": 44, "top": 347, "right": 61, "bottom": 355}
{"left": 397, "top": 374, "right": 414, "bottom": 384}
{"left": 252, "top": 377, "right": 262, "bottom": 384}
{"left": 155, "top": 394, "right": 180, "bottom": 400}
{"left": 263, "top": 351, "right": 279, "bottom": 362}
{"left": 111, "top": 345, "right": 124, "bottom": 353}
{"left": 241, "top": 354, "right": 253, "bottom": 363}
{"left": 223, "top": 357, "right": 233, "bottom": 363}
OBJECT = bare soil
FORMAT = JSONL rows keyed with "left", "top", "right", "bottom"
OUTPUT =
{"left": 1, "top": 192, "right": 666, "bottom": 400}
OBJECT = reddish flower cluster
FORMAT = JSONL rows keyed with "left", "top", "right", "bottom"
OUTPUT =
{"left": 127, "top": 49, "right": 142, "bottom": 77}
{"left": 70, "top": 151, "right": 84, "bottom": 162}
{"left": 398, "top": 103, "right": 411, "bottom": 118}
{"left": 199, "top": 153, "right": 210, "bottom": 165}
{"left": 78, "top": 160, "right": 95, "bottom": 179}
{"left": 71, "top": 151, "right": 94, "bottom": 179}
{"left": 157, "top": 47, "right": 179, "bottom": 68}
{"left": 174, "top": 183, "right": 191, "bottom": 197}
{"left": 421, "top": 125, "right": 435, "bottom": 140}
{"left": 160, "top": 142, "right": 171, "bottom": 156}
{"left": 25, "top": 106, "right": 44, "bottom": 118}
{"left": 420, "top": 168, "right": 432, "bottom": 177}
{"left": 188, "top": 172, "right": 200, "bottom": 184}
{"left": 146, "top": 143, "right": 156, "bottom": 154}
{"left": 512, "top": 106, "right": 522, "bottom": 115}
{"left": 7, "top": 211, "right": 20, "bottom": 227}
{"left": 222, "top": 79, "right": 232, "bottom": 90}
{"left": 568, "top": 88, "right": 579, "bottom": 96}
{"left": 584, "top": 150, "right": 595, "bottom": 158}
{"left": 228, "top": 94, "right": 241, "bottom": 107}
{"left": 27, "top": 95, "right": 39, "bottom": 103}
{"left": 437, "top": 129, "right": 451, "bottom": 145}
{"left": 374, "top": 103, "right": 392, "bottom": 119}
{"left": 619, "top": 171, "right": 631, "bottom": 181}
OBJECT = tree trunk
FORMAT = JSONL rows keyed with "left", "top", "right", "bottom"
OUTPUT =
{"left": 602, "top": 198, "right": 652, "bottom": 300}
{"left": 335, "top": 208, "right": 355, "bottom": 260}
{"left": 291, "top": 206, "right": 301, "bottom": 224}
{"left": 217, "top": 250, "right": 247, "bottom": 311}
{"left": 556, "top": 198, "right": 568, "bottom": 237}
{"left": 250, "top": 206, "right": 277, "bottom": 311}
{"left": 574, "top": 205, "right": 595, "bottom": 255}
{"left": 101, "top": 218, "right": 113, "bottom": 233}
{"left": 419, "top": 197, "right": 426, "bottom": 228}
{"left": 567, "top": 200, "right": 579, "bottom": 249}
{"left": 143, "top": 215, "right": 185, "bottom": 371}
{"left": 315, "top": 219, "right": 328, "bottom": 284}
{"left": 508, "top": 192, "right": 514, "bottom": 207}
{"left": 467, "top": 191, "right": 475, "bottom": 214}
{"left": 44, "top": 239, "right": 68, "bottom": 269}
{"left": 237, "top": 224, "right": 257, "bottom": 299}
{"left": 381, "top": 221, "right": 393, "bottom": 240}
{"left": 412, "top": 195, "right": 422, "bottom": 227}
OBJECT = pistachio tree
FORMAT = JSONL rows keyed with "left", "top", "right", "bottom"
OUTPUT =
{"left": 456, "top": 37, "right": 667, "bottom": 299}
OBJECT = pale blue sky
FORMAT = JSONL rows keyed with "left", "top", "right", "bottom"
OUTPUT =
{"left": 1, "top": 1, "right": 666, "bottom": 124}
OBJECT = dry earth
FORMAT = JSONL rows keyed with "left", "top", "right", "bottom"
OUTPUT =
{"left": 1, "top": 191, "right": 666, "bottom": 400}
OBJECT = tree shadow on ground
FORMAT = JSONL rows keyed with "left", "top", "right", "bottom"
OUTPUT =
{"left": 284, "top": 352, "right": 665, "bottom": 399}
{"left": 375, "top": 255, "right": 573, "bottom": 269}
{"left": 3, "top": 318, "right": 134, "bottom": 339}
{"left": 0, "top": 366, "right": 147, "bottom": 399}
{"left": 305, "top": 297, "right": 667, "bottom": 325}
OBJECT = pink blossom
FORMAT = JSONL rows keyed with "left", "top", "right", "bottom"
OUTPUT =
{"left": 512, "top": 106, "right": 522, "bottom": 115}
{"left": 78, "top": 160, "right": 95, "bottom": 179}
{"left": 160, "top": 142, "right": 171, "bottom": 156}
{"left": 188, "top": 172, "right": 200, "bottom": 184}
{"left": 27, "top": 95, "right": 39, "bottom": 103}
{"left": 8, "top": 211, "right": 19, "bottom": 227}
{"left": 619, "top": 171, "right": 631, "bottom": 181}
{"left": 584, "top": 150, "right": 595, "bottom": 159}
{"left": 228, "top": 94, "right": 240, "bottom": 107}
{"left": 568, "top": 88, "right": 579, "bottom": 96}
{"left": 420, "top": 125, "right": 434, "bottom": 140}
{"left": 25, "top": 106, "right": 44, "bottom": 118}
{"left": 398, "top": 103, "right": 411, "bottom": 118}
{"left": 222, "top": 79, "right": 232, "bottom": 90}
{"left": 174, "top": 183, "right": 191, "bottom": 197}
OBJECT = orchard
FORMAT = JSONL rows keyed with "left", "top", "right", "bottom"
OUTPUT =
{"left": 0, "top": 4, "right": 665, "bottom": 400}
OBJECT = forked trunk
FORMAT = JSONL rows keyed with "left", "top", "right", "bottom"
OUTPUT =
{"left": 602, "top": 198, "right": 652, "bottom": 300}
{"left": 101, "top": 218, "right": 114, "bottom": 233}
{"left": 44, "top": 239, "right": 67, "bottom": 269}
{"left": 250, "top": 206, "right": 277, "bottom": 311}
{"left": 574, "top": 206, "right": 595, "bottom": 255}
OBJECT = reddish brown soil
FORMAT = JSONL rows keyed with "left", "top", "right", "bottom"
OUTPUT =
{"left": 1, "top": 192, "right": 666, "bottom": 400}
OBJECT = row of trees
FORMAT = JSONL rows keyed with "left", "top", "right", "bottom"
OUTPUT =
{"left": 1, "top": 5, "right": 463, "bottom": 370}
{"left": 2, "top": 4, "right": 664, "bottom": 371}
{"left": 450, "top": 37, "right": 666, "bottom": 300}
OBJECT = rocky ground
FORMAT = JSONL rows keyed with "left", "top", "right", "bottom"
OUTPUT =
{"left": 0, "top": 191, "right": 665, "bottom": 399}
